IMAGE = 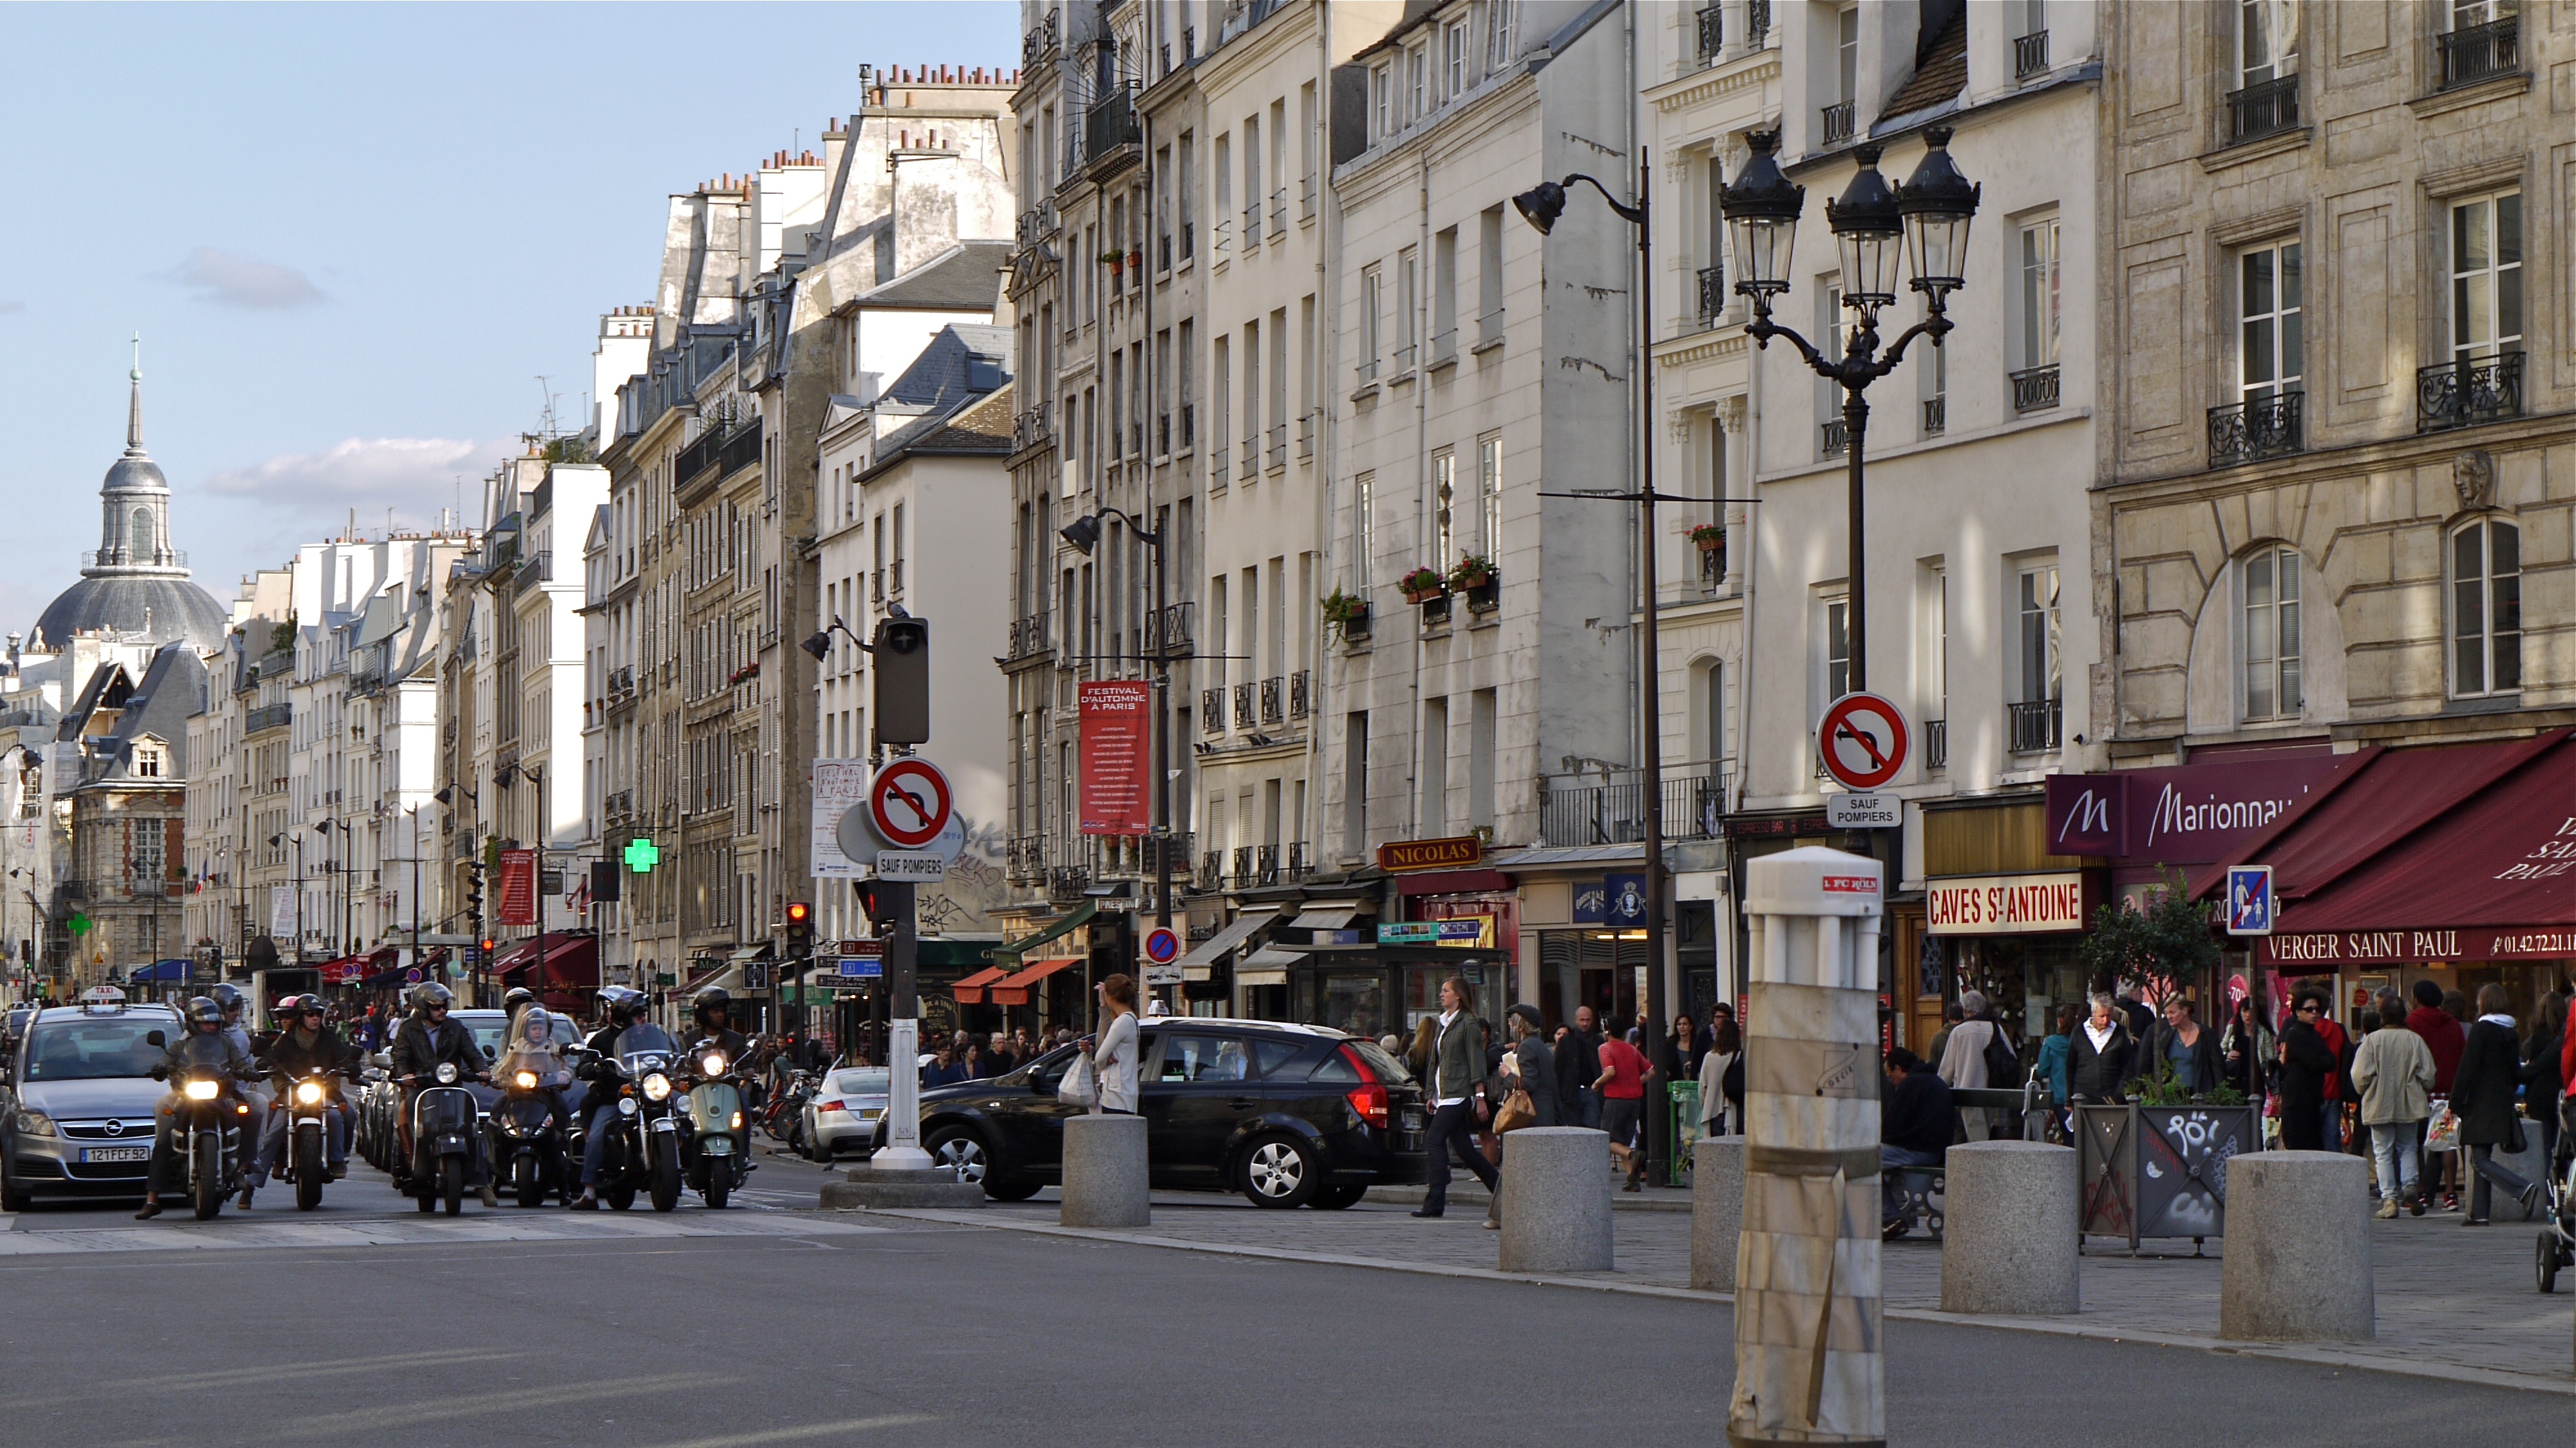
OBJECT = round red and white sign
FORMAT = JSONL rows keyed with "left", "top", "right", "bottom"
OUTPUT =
{"left": 1816, "top": 692, "right": 1911, "bottom": 791}
{"left": 1142, "top": 927, "right": 1181, "bottom": 965}
{"left": 867, "top": 758, "right": 954, "bottom": 850}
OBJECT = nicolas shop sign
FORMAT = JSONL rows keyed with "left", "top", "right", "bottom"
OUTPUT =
{"left": 2044, "top": 756, "right": 2347, "bottom": 864}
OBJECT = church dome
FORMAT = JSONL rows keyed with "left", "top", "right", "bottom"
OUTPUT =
{"left": 29, "top": 357, "right": 229, "bottom": 656}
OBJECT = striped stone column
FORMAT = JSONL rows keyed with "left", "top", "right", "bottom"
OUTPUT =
{"left": 1728, "top": 846, "right": 1884, "bottom": 1447}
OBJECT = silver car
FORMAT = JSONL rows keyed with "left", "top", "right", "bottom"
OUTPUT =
{"left": 1, "top": 999, "right": 186, "bottom": 1210}
{"left": 802, "top": 1065, "right": 891, "bottom": 1160}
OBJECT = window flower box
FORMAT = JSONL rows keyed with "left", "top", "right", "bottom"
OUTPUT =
{"left": 1398, "top": 567, "right": 1447, "bottom": 605}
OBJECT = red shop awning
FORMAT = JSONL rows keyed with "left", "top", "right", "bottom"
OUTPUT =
{"left": 2195, "top": 729, "right": 2576, "bottom": 967}
{"left": 951, "top": 966, "right": 1010, "bottom": 1004}
{"left": 989, "top": 956, "right": 1080, "bottom": 1007}
{"left": 498, "top": 935, "right": 601, "bottom": 989}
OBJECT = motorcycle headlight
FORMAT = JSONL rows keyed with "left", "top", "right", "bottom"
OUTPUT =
{"left": 184, "top": 1080, "right": 220, "bottom": 1101}
{"left": 701, "top": 1052, "right": 726, "bottom": 1078}
{"left": 296, "top": 1081, "right": 325, "bottom": 1105}
{"left": 14, "top": 1110, "right": 55, "bottom": 1137}
{"left": 435, "top": 1062, "right": 459, "bottom": 1085}
{"left": 514, "top": 1070, "right": 538, "bottom": 1089}
{"left": 616, "top": 1096, "right": 639, "bottom": 1116}
{"left": 642, "top": 1072, "right": 672, "bottom": 1101}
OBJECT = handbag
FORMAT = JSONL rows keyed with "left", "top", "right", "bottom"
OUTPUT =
{"left": 1058, "top": 1050, "right": 1101, "bottom": 1109}
{"left": 1493, "top": 1087, "right": 1537, "bottom": 1134}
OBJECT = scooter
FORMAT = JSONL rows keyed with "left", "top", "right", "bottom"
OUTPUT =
{"left": 574, "top": 1024, "right": 686, "bottom": 1212}
{"left": 279, "top": 1067, "right": 350, "bottom": 1212}
{"left": 490, "top": 1067, "right": 571, "bottom": 1208}
{"left": 398, "top": 1061, "right": 486, "bottom": 1215}
{"left": 165, "top": 1061, "right": 260, "bottom": 1221}
{"left": 677, "top": 1039, "right": 755, "bottom": 1210}
{"left": 2537, "top": 1099, "right": 2575, "bottom": 1292}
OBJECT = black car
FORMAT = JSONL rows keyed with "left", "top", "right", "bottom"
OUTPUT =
{"left": 882, "top": 1019, "right": 1427, "bottom": 1208}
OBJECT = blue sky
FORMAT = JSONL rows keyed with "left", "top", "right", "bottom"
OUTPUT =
{"left": 0, "top": 1, "right": 1020, "bottom": 633}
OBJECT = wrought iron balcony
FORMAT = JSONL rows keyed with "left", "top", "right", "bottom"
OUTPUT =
{"left": 2438, "top": 15, "right": 2519, "bottom": 89}
{"left": 2014, "top": 30, "right": 2050, "bottom": 80}
{"left": 1300, "top": 176, "right": 1316, "bottom": 222}
{"left": 1267, "top": 423, "right": 1286, "bottom": 470}
{"left": 1697, "top": 264, "right": 1726, "bottom": 324}
{"left": 1259, "top": 676, "right": 1283, "bottom": 725}
{"left": 1286, "top": 841, "right": 1311, "bottom": 882}
{"left": 1269, "top": 189, "right": 1286, "bottom": 239}
{"left": 1146, "top": 602, "right": 1193, "bottom": 658}
{"left": 2225, "top": 73, "right": 2299, "bottom": 144}
{"left": 1083, "top": 88, "right": 1141, "bottom": 166}
{"left": 1922, "top": 396, "right": 1946, "bottom": 435}
{"left": 1210, "top": 446, "right": 1229, "bottom": 481}
{"left": 1924, "top": 718, "right": 1947, "bottom": 770}
{"left": 1289, "top": 669, "right": 1311, "bottom": 719}
{"left": 1238, "top": 446, "right": 1257, "bottom": 481}
{"left": 1296, "top": 414, "right": 1314, "bottom": 460}
{"left": 1232, "top": 681, "right": 1255, "bottom": 727}
{"left": 1821, "top": 419, "right": 1848, "bottom": 457}
{"left": 2011, "top": 365, "right": 2060, "bottom": 414}
{"left": 2207, "top": 390, "right": 2304, "bottom": 468}
{"left": 1197, "top": 850, "right": 1221, "bottom": 891}
{"left": 1008, "top": 613, "right": 1052, "bottom": 660}
{"left": 2010, "top": 700, "right": 2062, "bottom": 755}
{"left": 1748, "top": 0, "right": 1771, "bottom": 45}
{"left": 245, "top": 703, "right": 292, "bottom": 735}
{"left": 2417, "top": 352, "right": 2523, "bottom": 433}
{"left": 1821, "top": 101, "right": 1855, "bottom": 146}
{"left": 1202, "top": 688, "right": 1224, "bottom": 731}
{"left": 1230, "top": 846, "right": 1255, "bottom": 888}
{"left": 1696, "top": 5, "right": 1723, "bottom": 64}
{"left": 1430, "top": 329, "right": 1457, "bottom": 367}
{"left": 1242, "top": 201, "right": 1262, "bottom": 250}
{"left": 1538, "top": 766, "right": 1732, "bottom": 848}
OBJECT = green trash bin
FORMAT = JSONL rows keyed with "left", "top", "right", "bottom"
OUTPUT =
{"left": 1667, "top": 1080, "right": 1703, "bottom": 1186}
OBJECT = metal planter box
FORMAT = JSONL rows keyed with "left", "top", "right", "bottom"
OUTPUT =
{"left": 2075, "top": 1103, "right": 2260, "bottom": 1253}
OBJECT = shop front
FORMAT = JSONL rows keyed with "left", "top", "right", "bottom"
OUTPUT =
{"left": 1920, "top": 794, "right": 2095, "bottom": 1047}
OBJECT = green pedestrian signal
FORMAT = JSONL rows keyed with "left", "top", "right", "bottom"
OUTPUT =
{"left": 624, "top": 837, "right": 661, "bottom": 873}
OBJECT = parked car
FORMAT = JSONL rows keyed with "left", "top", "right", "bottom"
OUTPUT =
{"left": 1, "top": 996, "right": 187, "bottom": 1209}
{"left": 803, "top": 1065, "right": 890, "bottom": 1160}
{"left": 875, "top": 1019, "right": 1426, "bottom": 1207}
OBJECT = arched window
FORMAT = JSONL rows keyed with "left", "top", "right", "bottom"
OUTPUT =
{"left": 2452, "top": 519, "right": 2521, "bottom": 697}
{"left": 2242, "top": 544, "right": 2302, "bottom": 721}
{"left": 129, "top": 507, "right": 154, "bottom": 560}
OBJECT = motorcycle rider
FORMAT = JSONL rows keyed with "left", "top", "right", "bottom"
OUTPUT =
{"left": 392, "top": 982, "right": 500, "bottom": 1208}
{"left": 488, "top": 1004, "right": 576, "bottom": 1188}
{"left": 135, "top": 996, "right": 258, "bottom": 1220}
{"left": 682, "top": 987, "right": 751, "bottom": 1071}
{"left": 247, "top": 995, "right": 359, "bottom": 1190}
{"left": 502, "top": 985, "right": 538, "bottom": 1034}
{"left": 569, "top": 986, "right": 652, "bottom": 1209}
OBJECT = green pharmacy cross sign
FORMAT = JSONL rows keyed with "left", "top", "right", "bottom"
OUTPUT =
{"left": 66, "top": 912, "right": 91, "bottom": 936}
{"left": 623, "top": 837, "right": 661, "bottom": 874}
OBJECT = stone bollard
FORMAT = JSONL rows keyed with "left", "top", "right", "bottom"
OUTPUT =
{"left": 1497, "top": 1127, "right": 1614, "bottom": 1273}
{"left": 1939, "top": 1141, "right": 2079, "bottom": 1315}
{"left": 1059, "top": 1112, "right": 1150, "bottom": 1228}
{"left": 1692, "top": 1135, "right": 1745, "bottom": 1291}
{"left": 2221, "top": 1150, "right": 2373, "bottom": 1342}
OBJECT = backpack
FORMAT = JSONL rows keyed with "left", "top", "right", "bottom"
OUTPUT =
{"left": 1980, "top": 1020, "right": 2020, "bottom": 1090}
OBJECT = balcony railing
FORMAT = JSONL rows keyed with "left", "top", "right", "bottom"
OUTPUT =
{"left": 1267, "top": 422, "right": 1286, "bottom": 470}
{"left": 1269, "top": 189, "right": 1286, "bottom": 239}
{"left": 2014, "top": 30, "right": 2050, "bottom": 80}
{"left": 1084, "top": 88, "right": 1141, "bottom": 166}
{"left": 1242, "top": 202, "right": 1262, "bottom": 250}
{"left": 1430, "top": 329, "right": 1457, "bottom": 367}
{"left": 1259, "top": 676, "right": 1284, "bottom": 725}
{"left": 2438, "top": 15, "right": 2519, "bottom": 89}
{"left": 1296, "top": 413, "right": 1314, "bottom": 460}
{"left": 1231, "top": 846, "right": 1255, "bottom": 888}
{"left": 2207, "top": 390, "right": 2304, "bottom": 468}
{"left": 1201, "top": 689, "right": 1224, "bottom": 732}
{"left": 1477, "top": 309, "right": 1506, "bottom": 350}
{"left": 1747, "top": 0, "right": 1770, "bottom": 46}
{"left": 2009, "top": 698, "right": 2063, "bottom": 755}
{"left": 1697, "top": 264, "right": 1726, "bottom": 324}
{"left": 2010, "top": 364, "right": 2060, "bottom": 414}
{"left": 2225, "top": 73, "right": 2299, "bottom": 144}
{"left": 1393, "top": 343, "right": 1417, "bottom": 375}
{"left": 1238, "top": 446, "right": 1257, "bottom": 481}
{"left": 1009, "top": 613, "right": 1052, "bottom": 660}
{"left": 1289, "top": 669, "right": 1311, "bottom": 719}
{"left": 1821, "top": 101, "right": 1855, "bottom": 146}
{"left": 1538, "top": 766, "right": 1732, "bottom": 847}
{"left": 1285, "top": 841, "right": 1311, "bottom": 882}
{"left": 1300, "top": 176, "right": 1317, "bottom": 222}
{"left": 1355, "top": 357, "right": 1379, "bottom": 388}
{"left": 1696, "top": 5, "right": 1723, "bottom": 64}
{"left": 1922, "top": 395, "right": 1946, "bottom": 435}
{"left": 1231, "top": 681, "right": 1255, "bottom": 727}
{"left": 1924, "top": 718, "right": 1947, "bottom": 771}
{"left": 2417, "top": 351, "right": 2524, "bottom": 433}
{"left": 245, "top": 703, "right": 292, "bottom": 735}
{"left": 1821, "top": 419, "right": 1848, "bottom": 457}
{"left": 1211, "top": 446, "right": 1229, "bottom": 481}
{"left": 1146, "top": 602, "right": 1193, "bottom": 658}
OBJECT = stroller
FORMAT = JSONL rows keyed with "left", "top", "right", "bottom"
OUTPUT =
{"left": 2536, "top": 1098, "right": 2576, "bottom": 1293}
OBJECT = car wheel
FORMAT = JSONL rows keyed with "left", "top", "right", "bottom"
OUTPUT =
{"left": 1238, "top": 1133, "right": 1321, "bottom": 1210}
{"left": 1315, "top": 1184, "right": 1367, "bottom": 1210}
{"left": 924, "top": 1125, "right": 990, "bottom": 1185}
{"left": 983, "top": 1176, "right": 1043, "bottom": 1202}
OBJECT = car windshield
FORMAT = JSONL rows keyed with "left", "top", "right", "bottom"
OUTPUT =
{"left": 21, "top": 1018, "right": 173, "bottom": 1081}
{"left": 619, "top": 1024, "right": 677, "bottom": 1062}
{"left": 830, "top": 1068, "right": 890, "bottom": 1096}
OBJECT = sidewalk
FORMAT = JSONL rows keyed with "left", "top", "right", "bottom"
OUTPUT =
{"left": 853, "top": 1188, "right": 2576, "bottom": 1395}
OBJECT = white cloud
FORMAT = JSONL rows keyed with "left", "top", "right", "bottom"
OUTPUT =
{"left": 176, "top": 247, "right": 324, "bottom": 309}
{"left": 204, "top": 437, "right": 509, "bottom": 518}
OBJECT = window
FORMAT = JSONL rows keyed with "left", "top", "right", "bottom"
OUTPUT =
{"left": 1823, "top": 598, "right": 1850, "bottom": 701}
{"left": 2237, "top": 0, "right": 2297, "bottom": 84}
{"left": 2241, "top": 546, "right": 2302, "bottom": 719}
{"left": 2237, "top": 240, "right": 2302, "bottom": 403}
{"left": 1371, "top": 64, "right": 1392, "bottom": 140}
{"left": 2449, "top": 193, "right": 2522, "bottom": 363}
{"left": 1431, "top": 449, "right": 1456, "bottom": 564}
{"left": 1701, "top": 662, "right": 1725, "bottom": 766}
{"left": 2018, "top": 565, "right": 2061, "bottom": 705}
{"left": 1478, "top": 206, "right": 1505, "bottom": 340}
{"left": 2018, "top": 218, "right": 2060, "bottom": 370}
{"left": 132, "top": 743, "right": 164, "bottom": 779}
{"left": 1421, "top": 696, "right": 1448, "bottom": 834}
{"left": 1922, "top": 562, "right": 1948, "bottom": 727}
{"left": 1344, "top": 711, "right": 1368, "bottom": 853}
{"left": 1487, "top": 0, "right": 1517, "bottom": 68}
{"left": 1178, "top": 131, "right": 1197, "bottom": 259}
{"left": 1476, "top": 433, "right": 1502, "bottom": 556}
{"left": 1836, "top": 5, "right": 1859, "bottom": 103}
{"left": 129, "top": 508, "right": 153, "bottom": 560}
{"left": 1407, "top": 44, "right": 1427, "bottom": 121}
{"left": 1358, "top": 264, "right": 1383, "bottom": 381}
{"left": 1432, "top": 226, "right": 1457, "bottom": 358}
{"left": 2452, "top": 519, "right": 2521, "bottom": 696}
{"left": 1396, "top": 248, "right": 1418, "bottom": 369}
{"left": 1157, "top": 1034, "right": 1252, "bottom": 1081}
{"left": 1354, "top": 471, "right": 1376, "bottom": 590}
{"left": 1445, "top": 19, "right": 1468, "bottom": 97}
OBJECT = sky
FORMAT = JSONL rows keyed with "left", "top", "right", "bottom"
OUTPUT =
{"left": 0, "top": 1, "right": 1021, "bottom": 635}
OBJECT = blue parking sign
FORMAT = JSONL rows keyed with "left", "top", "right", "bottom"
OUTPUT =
{"left": 2225, "top": 866, "right": 2274, "bottom": 936}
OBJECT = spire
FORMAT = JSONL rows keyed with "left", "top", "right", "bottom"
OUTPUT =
{"left": 126, "top": 333, "right": 145, "bottom": 456}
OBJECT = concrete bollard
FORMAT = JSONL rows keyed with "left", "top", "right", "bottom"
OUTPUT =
{"left": 2220, "top": 1150, "right": 2373, "bottom": 1342}
{"left": 1497, "top": 1127, "right": 1614, "bottom": 1273}
{"left": 1939, "top": 1141, "right": 2079, "bottom": 1315}
{"left": 1059, "top": 1112, "right": 1150, "bottom": 1228}
{"left": 1692, "top": 1136, "right": 1745, "bottom": 1291}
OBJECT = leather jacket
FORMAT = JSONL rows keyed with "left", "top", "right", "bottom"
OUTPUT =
{"left": 392, "top": 1015, "right": 485, "bottom": 1085}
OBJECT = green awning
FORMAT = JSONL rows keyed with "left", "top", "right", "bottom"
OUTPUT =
{"left": 990, "top": 899, "right": 1098, "bottom": 968}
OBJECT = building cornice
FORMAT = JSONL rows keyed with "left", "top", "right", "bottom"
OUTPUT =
{"left": 1645, "top": 53, "right": 1779, "bottom": 113}
{"left": 2102, "top": 408, "right": 2576, "bottom": 509}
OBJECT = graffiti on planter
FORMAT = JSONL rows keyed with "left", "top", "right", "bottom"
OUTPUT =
{"left": 2142, "top": 1107, "right": 2240, "bottom": 1239}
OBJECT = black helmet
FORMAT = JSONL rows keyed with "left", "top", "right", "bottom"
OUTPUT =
{"left": 693, "top": 987, "right": 731, "bottom": 1027}
{"left": 502, "top": 986, "right": 536, "bottom": 1013}
{"left": 210, "top": 982, "right": 245, "bottom": 1015}
{"left": 410, "top": 981, "right": 455, "bottom": 1016}
{"left": 185, "top": 996, "right": 223, "bottom": 1029}
{"left": 599, "top": 986, "right": 645, "bottom": 1024}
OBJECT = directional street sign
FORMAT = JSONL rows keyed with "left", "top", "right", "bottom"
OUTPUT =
{"left": 1816, "top": 692, "right": 1911, "bottom": 792}
{"left": 867, "top": 758, "right": 954, "bottom": 851}
{"left": 2226, "top": 865, "right": 2275, "bottom": 936}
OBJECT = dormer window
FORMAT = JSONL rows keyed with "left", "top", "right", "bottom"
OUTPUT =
{"left": 132, "top": 741, "right": 165, "bottom": 779}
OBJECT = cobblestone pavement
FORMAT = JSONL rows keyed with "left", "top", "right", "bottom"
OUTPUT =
{"left": 875, "top": 1186, "right": 2576, "bottom": 1392}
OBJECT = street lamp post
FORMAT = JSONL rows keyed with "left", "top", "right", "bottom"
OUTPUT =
{"left": 1512, "top": 154, "right": 1678, "bottom": 1186}
{"left": 1721, "top": 126, "right": 1980, "bottom": 692}
{"left": 499, "top": 762, "right": 547, "bottom": 1009}
{"left": 1058, "top": 508, "right": 1175, "bottom": 996}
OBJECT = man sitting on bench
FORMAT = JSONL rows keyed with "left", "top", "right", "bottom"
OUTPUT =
{"left": 1882, "top": 1047, "right": 1953, "bottom": 1239}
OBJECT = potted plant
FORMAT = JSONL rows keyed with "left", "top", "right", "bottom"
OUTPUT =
{"left": 1127, "top": 248, "right": 1144, "bottom": 270}
{"left": 1689, "top": 522, "right": 1726, "bottom": 554}
{"left": 1101, "top": 247, "right": 1126, "bottom": 272}
{"left": 1320, "top": 588, "right": 1370, "bottom": 642}
{"left": 1448, "top": 553, "right": 1500, "bottom": 613}
{"left": 1398, "top": 566, "right": 1446, "bottom": 605}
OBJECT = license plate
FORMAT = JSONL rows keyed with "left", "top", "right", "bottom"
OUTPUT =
{"left": 1399, "top": 1111, "right": 1424, "bottom": 1131}
{"left": 81, "top": 1146, "right": 149, "bottom": 1164}
{"left": 703, "top": 1138, "right": 732, "bottom": 1154}
{"left": 858, "top": 1109, "right": 882, "bottom": 1120}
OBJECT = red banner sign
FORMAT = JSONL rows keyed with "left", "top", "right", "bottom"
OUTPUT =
{"left": 1079, "top": 681, "right": 1152, "bottom": 836}
{"left": 496, "top": 849, "right": 538, "bottom": 926}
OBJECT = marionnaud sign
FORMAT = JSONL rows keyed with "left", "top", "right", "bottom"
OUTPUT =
{"left": 2043, "top": 755, "right": 2347, "bottom": 863}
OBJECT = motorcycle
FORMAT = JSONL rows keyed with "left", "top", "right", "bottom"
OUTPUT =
{"left": 396, "top": 1060, "right": 485, "bottom": 1215}
{"left": 576, "top": 1023, "right": 687, "bottom": 1212}
{"left": 677, "top": 1040, "right": 755, "bottom": 1209}
{"left": 489, "top": 1066, "right": 571, "bottom": 1208}
{"left": 279, "top": 1067, "right": 350, "bottom": 1212}
{"left": 163, "top": 1060, "right": 261, "bottom": 1221}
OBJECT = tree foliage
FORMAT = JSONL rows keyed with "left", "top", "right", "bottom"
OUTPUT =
{"left": 2076, "top": 868, "right": 2219, "bottom": 1004}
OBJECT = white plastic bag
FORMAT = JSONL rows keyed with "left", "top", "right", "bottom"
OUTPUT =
{"left": 1058, "top": 1049, "right": 1101, "bottom": 1109}
{"left": 2425, "top": 1100, "right": 2460, "bottom": 1154}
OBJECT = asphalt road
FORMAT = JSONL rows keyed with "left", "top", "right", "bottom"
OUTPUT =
{"left": 2, "top": 1148, "right": 2566, "bottom": 1447}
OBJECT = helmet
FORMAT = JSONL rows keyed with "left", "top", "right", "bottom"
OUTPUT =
{"left": 410, "top": 981, "right": 455, "bottom": 1015}
{"left": 209, "top": 982, "right": 246, "bottom": 1015}
{"left": 502, "top": 986, "right": 536, "bottom": 1013}
{"left": 693, "top": 987, "right": 732, "bottom": 1027}
{"left": 598, "top": 986, "right": 645, "bottom": 1024}
{"left": 519, "top": 1006, "right": 553, "bottom": 1043}
{"left": 185, "top": 996, "right": 223, "bottom": 1029}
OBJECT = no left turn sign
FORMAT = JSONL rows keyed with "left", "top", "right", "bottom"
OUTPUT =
{"left": 1816, "top": 692, "right": 1911, "bottom": 791}
{"left": 868, "top": 758, "right": 954, "bottom": 850}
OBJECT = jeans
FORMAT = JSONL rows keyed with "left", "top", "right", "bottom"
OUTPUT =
{"left": 2318, "top": 1101, "right": 2344, "bottom": 1153}
{"left": 580, "top": 1104, "right": 622, "bottom": 1187}
{"left": 1882, "top": 1145, "right": 1942, "bottom": 1226}
{"left": 2369, "top": 1122, "right": 2421, "bottom": 1202}
{"left": 1573, "top": 1087, "right": 1601, "bottom": 1130}
{"left": 251, "top": 1103, "right": 350, "bottom": 1179}
{"left": 1423, "top": 1101, "right": 1497, "bottom": 1209}
{"left": 2467, "top": 1142, "right": 2534, "bottom": 1221}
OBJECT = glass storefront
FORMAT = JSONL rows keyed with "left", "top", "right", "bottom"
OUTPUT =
{"left": 1536, "top": 928, "right": 1653, "bottom": 1034}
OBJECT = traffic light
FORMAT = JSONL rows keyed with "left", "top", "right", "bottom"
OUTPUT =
{"left": 871, "top": 612, "right": 929, "bottom": 746}
{"left": 784, "top": 900, "right": 814, "bottom": 962}
{"left": 853, "top": 879, "right": 891, "bottom": 935}
{"left": 466, "top": 861, "right": 486, "bottom": 918}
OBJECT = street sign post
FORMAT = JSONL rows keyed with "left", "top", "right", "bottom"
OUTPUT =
{"left": 2225, "top": 865, "right": 2275, "bottom": 935}
{"left": 867, "top": 758, "right": 954, "bottom": 851}
{"left": 1825, "top": 792, "right": 1902, "bottom": 830}
{"left": 1142, "top": 926, "right": 1182, "bottom": 986}
{"left": 1815, "top": 692, "right": 1911, "bottom": 791}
